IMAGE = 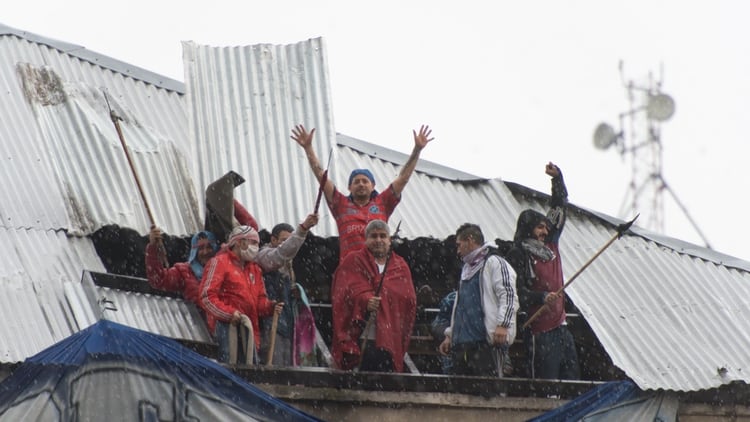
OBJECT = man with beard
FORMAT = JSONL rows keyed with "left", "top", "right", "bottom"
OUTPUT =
{"left": 291, "top": 124, "right": 433, "bottom": 263}
{"left": 200, "top": 225, "right": 283, "bottom": 364}
{"left": 331, "top": 219, "right": 416, "bottom": 372}
{"left": 506, "top": 162, "right": 580, "bottom": 380}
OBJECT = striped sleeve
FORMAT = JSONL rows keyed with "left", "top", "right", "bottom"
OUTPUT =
{"left": 489, "top": 256, "right": 517, "bottom": 328}
{"left": 200, "top": 257, "right": 234, "bottom": 322}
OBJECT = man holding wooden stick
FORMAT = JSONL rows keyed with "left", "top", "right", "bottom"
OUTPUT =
{"left": 331, "top": 220, "right": 416, "bottom": 372}
{"left": 506, "top": 162, "right": 580, "bottom": 380}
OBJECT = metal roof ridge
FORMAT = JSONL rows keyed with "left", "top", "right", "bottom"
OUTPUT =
{"left": 0, "top": 22, "right": 185, "bottom": 93}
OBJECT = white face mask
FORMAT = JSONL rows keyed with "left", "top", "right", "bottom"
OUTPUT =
{"left": 240, "top": 244, "right": 259, "bottom": 262}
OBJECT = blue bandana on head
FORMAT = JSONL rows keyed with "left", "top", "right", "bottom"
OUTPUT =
{"left": 347, "top": 168, "right": 379, "bottom": 201}
{"left": 189, "top": 231, "right": 219, "bottom": 279}
{"left": 348, "top": 169, "right": 375, "bottom": 187}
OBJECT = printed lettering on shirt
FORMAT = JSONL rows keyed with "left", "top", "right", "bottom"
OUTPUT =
{"left": 345, "top": 225, "right": 366, "bottom": 234}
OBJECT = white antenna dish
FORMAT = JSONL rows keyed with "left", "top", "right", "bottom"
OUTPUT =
{"left": 646, "top": 93, "right": 675, "bottom": 121}
{"left": 593, "top": 122, "right": 618, "bottom": 150}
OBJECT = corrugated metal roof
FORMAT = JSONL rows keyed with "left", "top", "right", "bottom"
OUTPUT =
{"left": 2, "top": 22, "right": 750, "bottom": 393}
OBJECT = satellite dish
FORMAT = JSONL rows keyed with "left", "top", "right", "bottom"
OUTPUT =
{"left": 593, "top": 122, "right": 618, "bottom": 150}
{"left": 646, "top": 93, "right": 675, "bottom": 121}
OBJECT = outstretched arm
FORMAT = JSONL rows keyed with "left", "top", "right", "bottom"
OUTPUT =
{"left": 291, "top": 124, "right": 334, "bottom": 203}
{"left": 545, "top": 162, "right": 568, "bottom": 243}
{"left": 391, "top": 125, "right": 434, "bottom": 195}
{"left": 254, "top": 213, "right": 319, "bottom": 272}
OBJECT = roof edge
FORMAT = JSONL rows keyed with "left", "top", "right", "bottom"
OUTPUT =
{"left": 0, "top": 22, "right": 186, "bottom": 93}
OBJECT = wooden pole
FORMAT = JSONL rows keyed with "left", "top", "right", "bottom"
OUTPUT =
{"left": 266, "top": 312, "right": 280, "bottom": 366}
{"left": 104, "top": 91, "right": 168, "bottom": 267}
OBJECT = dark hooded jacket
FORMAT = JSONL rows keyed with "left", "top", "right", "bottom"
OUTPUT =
{"left": 506, "top": 170, "right": 569, "bottom": 334}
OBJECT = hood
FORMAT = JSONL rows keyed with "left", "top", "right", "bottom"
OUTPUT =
{"left": 513, "top": 209, "right": 549, "bottom": 243}
{"left": 188, "top": 231, "right": 219, "bottom": 264}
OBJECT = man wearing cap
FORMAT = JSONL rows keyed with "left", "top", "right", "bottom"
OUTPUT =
{"left": 291, "top": 124, "right": 434, "bottom": 263}
{"left": 200, "top": 225, "right": 283, "bottom": 364}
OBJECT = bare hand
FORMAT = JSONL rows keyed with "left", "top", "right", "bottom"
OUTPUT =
{"left": 367, "top": 296, "right": 381, "bottom": 312}
{"left": 493, "top": 326, "right": 509, "bottom": 346}
{"left": 274, "top": 302, "right": 285, "bottom": 315}
{"left": 413, "top": 124, "right": 434, "bottom": 150}
{"left": 302, "top": 213, "right": 319, "bottom": 230}
{"left": 545, "top": 162, "right": 560, "bottom": 178}
{"left": 149, "top": 225, "right": 163, "bottom": 245}
{"left": 438, "top": 336, "right": 451, "bottom": 356}
{"left": 291, "top": 124, "right": 316, "bottom": 148}
{"left": 544, "top": 291, "right": 561, "bottom": 305}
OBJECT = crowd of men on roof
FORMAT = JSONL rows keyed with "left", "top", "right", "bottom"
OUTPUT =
{"left": 141, "top": 124, "right": 580, "bottom": 380}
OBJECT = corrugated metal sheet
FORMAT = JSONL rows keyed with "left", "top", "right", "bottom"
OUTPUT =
{"left": 513, "top": 189, "right": 750, "bottom": 391}
{"left": 183, "top": 38, "right": 338, "bottom": 234}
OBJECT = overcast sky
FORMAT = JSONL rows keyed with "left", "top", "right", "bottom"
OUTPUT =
{"left": 6, "top": 1, "right": 748, "bottom": 260}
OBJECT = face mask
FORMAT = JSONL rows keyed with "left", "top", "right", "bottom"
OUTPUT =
{"left": 240, "top": 244, "right": 259, "bottom": 262}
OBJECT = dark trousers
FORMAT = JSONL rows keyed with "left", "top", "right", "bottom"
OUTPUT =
{"left": 360, "top": 341, "right": 395, "bottom": 373}
{"left": 526, "top": 325, "right": 580, "bottom": 380}
{"left": 449, "top": 341, "right": 499, "bottom": 377}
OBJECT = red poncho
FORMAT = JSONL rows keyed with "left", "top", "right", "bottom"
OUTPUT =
{"left": 331, "top": 247, "right": 416, "bottom": 372}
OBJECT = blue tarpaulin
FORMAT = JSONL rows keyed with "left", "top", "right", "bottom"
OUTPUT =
{"left": 0, "top": 320, "right": 322, "bottom": 421}
{"left": 528, "top": 380, "right": 678, "bottom": 422}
